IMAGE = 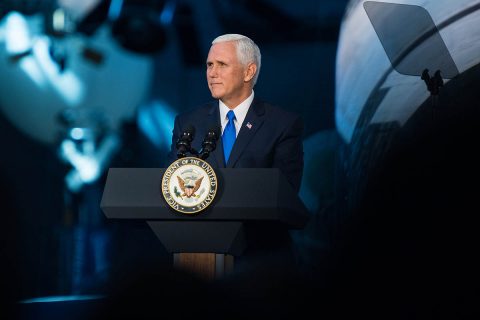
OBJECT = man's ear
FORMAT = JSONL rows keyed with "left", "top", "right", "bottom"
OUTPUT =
{"left": 244, "top": 63, "right": 257, "bottom": 82}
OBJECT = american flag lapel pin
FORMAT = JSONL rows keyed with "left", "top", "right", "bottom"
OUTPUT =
{"left": 246, "top": 122, "right": 252, "bottom": 129}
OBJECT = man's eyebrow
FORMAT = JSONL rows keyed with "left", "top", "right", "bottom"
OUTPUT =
{"left": 206, "top": 58, "right": 228, "bottom": 65}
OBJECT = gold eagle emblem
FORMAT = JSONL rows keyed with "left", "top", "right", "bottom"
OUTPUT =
{"left": 177, "top": 176, "right": 204, "bottom": 198}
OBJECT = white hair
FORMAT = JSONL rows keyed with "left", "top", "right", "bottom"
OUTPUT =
{"left": 212, "top": 34, "right": 261, "bottom": 86}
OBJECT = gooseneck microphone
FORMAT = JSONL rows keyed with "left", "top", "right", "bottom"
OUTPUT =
{"left": 199, "top": 126, "right": 221, "bottom": 160}
{"left": 176, "top": 125, "right": 195, "bottom": 158}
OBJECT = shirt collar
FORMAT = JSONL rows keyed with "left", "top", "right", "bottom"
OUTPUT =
{"left": 219, "top": 90, "right": 255, "bottom": 136}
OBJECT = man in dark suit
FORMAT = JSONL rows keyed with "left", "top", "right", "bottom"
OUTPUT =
{"left": 167, "top": 34, "right": 304, "bottom": 276}
{"left": 167, "top": 34, "right": 303, "bottom": 192}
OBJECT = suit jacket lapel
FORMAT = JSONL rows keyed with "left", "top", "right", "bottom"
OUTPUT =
{"left": 207, "top": 102, "right": 225, "bottom": 168}
{"left": 226, "top": 99, "right": 265, "bottom": 168}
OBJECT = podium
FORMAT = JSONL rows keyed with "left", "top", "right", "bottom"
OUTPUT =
{"left": 101, "top": 168, "right": 308, "bottom": 280}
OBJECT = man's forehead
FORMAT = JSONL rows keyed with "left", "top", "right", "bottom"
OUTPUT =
{"left": 208, "top": 42, "right": 236, "bottom": 58}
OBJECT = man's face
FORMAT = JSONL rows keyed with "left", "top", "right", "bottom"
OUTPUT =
{"left": 206, "top": 41, "right": 248, "bottom": 106}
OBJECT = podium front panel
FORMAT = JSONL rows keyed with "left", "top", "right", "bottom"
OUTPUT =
{"left": 101, "top": 168, "right": 308, "bottom": 229}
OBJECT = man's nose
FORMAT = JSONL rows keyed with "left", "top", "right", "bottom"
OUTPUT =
{"left": 208, "top": 65, "right": 218, "bottom": 77}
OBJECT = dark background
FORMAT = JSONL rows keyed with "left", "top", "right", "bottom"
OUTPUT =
{"left": 1, "top": 0, "right": 479, "bottom": 318}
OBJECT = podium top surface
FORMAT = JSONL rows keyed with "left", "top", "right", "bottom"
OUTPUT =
{"left": 101, "top": 168, "right": 309, "bottom": 229}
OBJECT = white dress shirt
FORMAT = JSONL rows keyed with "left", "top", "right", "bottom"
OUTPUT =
{"left": 219, "top": 91, "right": 254, "bottom": 137}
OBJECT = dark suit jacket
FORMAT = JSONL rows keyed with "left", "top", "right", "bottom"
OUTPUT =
{"left": 167, "top": 99, "right": 304, "bottom": 268}
{"left": 167, "top": 98, "right": 304, "bottom": 192}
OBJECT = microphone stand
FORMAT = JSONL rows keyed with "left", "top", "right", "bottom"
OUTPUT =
{"left": 176, "top": 127, "right": 219, "bottom": 160}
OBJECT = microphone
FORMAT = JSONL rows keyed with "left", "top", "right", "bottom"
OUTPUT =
{"left": 199, "top": 126, "right": 221, "bottom": 160}
{"left": 176, "top": 125, "right": 195, "bottom": 158}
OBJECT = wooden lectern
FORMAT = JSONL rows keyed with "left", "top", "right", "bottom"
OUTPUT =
{"left": 100, "top": 168, "right": 308, "bottom": 280}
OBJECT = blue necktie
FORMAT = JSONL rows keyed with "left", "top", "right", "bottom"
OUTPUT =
{"left": 222, "top": 110, "right": 236, "bottom": 164}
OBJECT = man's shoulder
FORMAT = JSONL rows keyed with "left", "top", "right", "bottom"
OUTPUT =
{"left": 255, "top": 99, "right": 302, "bottom": 122}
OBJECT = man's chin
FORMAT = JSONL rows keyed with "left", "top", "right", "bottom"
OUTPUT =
{"left": 209, "top": 91, "right": 223, "bottom": 100}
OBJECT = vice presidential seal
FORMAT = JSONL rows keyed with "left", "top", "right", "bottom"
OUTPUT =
{"left": 161, "top": 157, "right": 217, "bottom": 214}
